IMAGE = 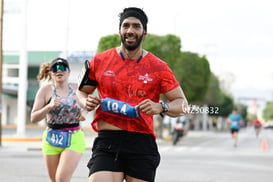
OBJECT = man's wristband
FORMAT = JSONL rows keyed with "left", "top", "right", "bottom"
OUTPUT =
{"left": 160, "top": 101, "right": 169, "bottom": 113}
{"left": 159, "top": 101, "right": 169, "bottom": 118}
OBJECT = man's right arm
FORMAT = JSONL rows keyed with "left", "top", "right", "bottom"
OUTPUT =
{"left": 76, "top": 86, "right": 101, "bottom": 112}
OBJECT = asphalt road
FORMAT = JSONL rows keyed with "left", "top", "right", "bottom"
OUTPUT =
{"left": 1, "top": 127, "right": 273, "bottom": 182}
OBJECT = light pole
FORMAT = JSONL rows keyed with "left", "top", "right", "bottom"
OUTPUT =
{"left": 0, "top": 0, "right": 3, "bottom": 146}
{"left": 16, "top": 0, "right": 28, "bottom": 137}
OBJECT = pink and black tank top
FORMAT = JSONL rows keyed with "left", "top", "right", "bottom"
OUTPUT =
{"left": 46, "top": 84, "right": 81, "bottom": 129}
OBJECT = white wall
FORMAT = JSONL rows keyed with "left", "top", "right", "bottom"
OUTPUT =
{"left": 2, "top": 97, "right": 17, "bottom": 125}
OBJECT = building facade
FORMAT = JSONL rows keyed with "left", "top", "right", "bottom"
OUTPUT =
{"left": 2, "top": 50, "right": 95, "bottom": 126}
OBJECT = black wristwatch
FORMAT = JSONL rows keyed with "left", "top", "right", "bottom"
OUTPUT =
{"left": 160, "top": 101, "right": 169, "bottom": 113}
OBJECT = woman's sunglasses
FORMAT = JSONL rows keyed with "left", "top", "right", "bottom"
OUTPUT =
{"left": 51, "top": 64, "right": 69, "bottom": 73}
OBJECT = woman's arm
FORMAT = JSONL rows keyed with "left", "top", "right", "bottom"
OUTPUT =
{"left": 31, "top": 85, "right": 55, "bottom": 123}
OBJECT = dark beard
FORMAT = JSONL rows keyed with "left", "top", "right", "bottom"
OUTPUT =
{"left": 121, "top": 34, "right": 143, "bottom": 51}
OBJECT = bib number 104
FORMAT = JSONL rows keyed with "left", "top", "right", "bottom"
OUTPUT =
{"left": 101, "top": 97, "right": 140, "bottom": 118}
{"left": 107, "top": 101, "right": 127, "bottom": 115}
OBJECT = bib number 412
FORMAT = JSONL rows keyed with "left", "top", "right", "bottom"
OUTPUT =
{"left": 50, "top": 133, "right": 64, "bottom": 145}
{"left": 46, "top": 129, "right": 71, "bottom": 148}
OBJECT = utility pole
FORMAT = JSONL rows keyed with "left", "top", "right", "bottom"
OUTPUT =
{"left": 17, "top": 0, "right": 28, "bottom": 137}
{"left": 0, "top": 0, "right": 3, "bottom": 146}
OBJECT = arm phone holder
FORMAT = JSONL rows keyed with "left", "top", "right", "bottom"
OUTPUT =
{"left": 78, "top": 60, "right": 97, "bottom": 91}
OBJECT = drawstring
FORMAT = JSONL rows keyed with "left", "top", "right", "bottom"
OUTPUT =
{"left": 114, "top": 150, "right": 120, "bottom": 161}
{"left": 114, "top": 132, "right": 126, "bottom": 161}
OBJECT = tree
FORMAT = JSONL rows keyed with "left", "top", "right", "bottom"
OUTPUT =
{"left": 143, "top": 34, "right": 181, "bottom": 70}
{"left": 263, "top": 102, "right": 273, "bottom": 121}
{"left": 235, "top": 103, "right": 247, "bottom": 120}
{"left": 217, "top": 93, "right": 234, "bottom": 117}
{"left": 174, "top": 51, "right": 211, "bottom": 103}
{"left": 205, "top": 72, "right": 224, "bottom": 105}
{"left": 97, "top": 34, "right": 120, "bottom": 53}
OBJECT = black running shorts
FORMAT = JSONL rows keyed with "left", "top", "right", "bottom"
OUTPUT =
{"left": 231, "top": 128, "right": 239, "bottom": 134}
{"left": 87, "top": 130, "right": 161, "bottom": 182}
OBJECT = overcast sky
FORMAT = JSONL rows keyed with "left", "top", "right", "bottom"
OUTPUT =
{"left": 4, "top": 0, "right": 273, "bottom": 102}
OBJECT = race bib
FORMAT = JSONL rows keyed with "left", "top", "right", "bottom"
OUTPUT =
{"left": 46, "top": 129, "right": 72, "bottom": 148}
{"left": 231, "top": 121, "right": 239, "bottom": 128}
{"left": 101, "top": 97, "right": 140, "bottom": 118}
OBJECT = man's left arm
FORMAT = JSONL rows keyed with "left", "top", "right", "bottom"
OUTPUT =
{"left": 136, "top": 86, "right": 188, "bottom": 117}
{"left": 162, "top": 86, "right": 188, "bottom": 117}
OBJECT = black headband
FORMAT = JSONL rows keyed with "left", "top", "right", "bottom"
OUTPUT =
{"left": 119, "top": 8, "right": 148, "bottom": 31}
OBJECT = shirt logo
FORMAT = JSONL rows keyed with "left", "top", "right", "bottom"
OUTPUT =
{"left": 103, "top": 70, "right": 115, "bottom": 77}
{"left": 139, "top": 73, "right": 152, "bottom": 84}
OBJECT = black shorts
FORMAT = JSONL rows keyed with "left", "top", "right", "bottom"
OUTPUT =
{"left": 231, "top": 128, "right": 239, "bottom": 134}
{"left": 87, "top": 130, "right": 161, "bottom": 182}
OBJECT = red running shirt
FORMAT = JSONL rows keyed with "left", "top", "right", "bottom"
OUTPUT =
{"left": 88, "top": 48, "right": 179, "bottom": 138}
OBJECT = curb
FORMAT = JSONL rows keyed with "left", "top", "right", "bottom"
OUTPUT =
{"left": 2, "top": 124, "right": 95, "bottom": 130}
{"left": 2, "top": 124, "right": 46, "bottom": 129}
{"left": 27, "top": 147, "right": 93, "bottom": 151}
{"left": 2, "top": 137, "right": 42, "bottom": 142}
{"left": 1, "top": 125, "right": 97, "bottom": 142}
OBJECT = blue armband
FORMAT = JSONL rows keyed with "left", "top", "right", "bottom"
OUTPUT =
{"left": 101, "top": 97, "right": 140, "bottom": 118}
